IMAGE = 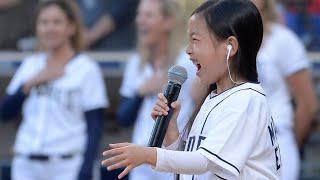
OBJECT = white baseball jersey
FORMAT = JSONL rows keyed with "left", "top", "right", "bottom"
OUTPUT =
{"left": 7, "top": 53, "right": 109, "bottom": 155}
{"left": 256, "top": 23, "right": 310, "bottom": 180}
{"left": 182, "top": 83, "right": 281, "bottom": 180}
{"left": 120, "top": 51, "right": 196, "bottom": 180}
{"left": 257, "top": 23, "right": 310, "bottom": 130}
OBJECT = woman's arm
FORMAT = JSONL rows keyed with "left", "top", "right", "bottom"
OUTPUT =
{"left": 84, "top": 0, "right": 139, "bottom": 48}
{"left": 22, "top": 66, "right": 64, "bottom": 94}
{"left": 116, "top": 95, "right": 143, "bottom": 127}
{"left": 78, "top": 108, "right": 104, "bottom": 180}
{"left": 286, "top": 69, "right": 318, "bottom": 147}
{"left": 0, "top": 86, "right": 27, "bottom": 121}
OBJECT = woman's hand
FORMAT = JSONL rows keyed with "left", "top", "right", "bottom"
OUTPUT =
{"left": 101, "top": 143, "right": 157, "bottom": 179}
{"left": 137, "top": 73, "right": 167, "bottom": 96}
{"left": 23, "top": 66, "right": 64, "bottom": 94}
{"left": 151, "top": 93, "right": 180, "bottom": 146}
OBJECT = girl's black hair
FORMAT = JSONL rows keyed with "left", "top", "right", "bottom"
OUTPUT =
{"left": 182, "top": 0, "right": 263, "bottom": 139}
{"left": 193, "top": 0, "right": 263, "bottom": 83}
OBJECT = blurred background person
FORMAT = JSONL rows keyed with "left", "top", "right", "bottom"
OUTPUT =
{"left": 77, "top": 0, "right": 139, "bottom": 51}
{"left": 116, "top": 0, "right": 205, "bottom": 179}
{"left": 0, "top": 0, "right": 38, "bottom": 50}
{"left": 0, "top": 0, "right": 109, "bottom": 180}
{"left": 252, "top": 0, "right": 318, "bottom": 179}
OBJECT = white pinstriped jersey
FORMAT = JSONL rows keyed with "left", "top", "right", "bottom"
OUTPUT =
{"left": 182, "top": 83, "right": 281, "bottom": 180}
{"left": 7, "top": 53, "right": 109, "bottom": 155}
{"left": 257, "top": 23, "right": 310, "bottom": 130}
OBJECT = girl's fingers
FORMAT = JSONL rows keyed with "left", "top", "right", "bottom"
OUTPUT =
{"left": 170, "top": 101, "right": 181, "bottom": 121}
{"left": 102, "top": 147, "right": 124, "bottom": 156}
{"left": 153, "top": 105, "right": 168, "bottom": 115}
{"left": 107, "top": 160, "right": 128, "bottom": 171}
{"left": 171, "top": 101, "right": 181, "bottom": 109}
{"left": 109, "top": 142, "right": 130, "bottom": 148}
{"left": 101, "top": 154, "right": 126, "bottom": 166}
{"left": 158, "top": 93, "right": 168, "bottom": 104}
{"left": 118, "top": 165, "right": 133, "bottom": 179}
{"left": 151, "top": 110, "right": 158, "bottom": 118}
{"left": 151, "top": 110, "right": 165, "bottom": 120}
{"left": 156, "top": 100, "right": 169, "bottom": 111}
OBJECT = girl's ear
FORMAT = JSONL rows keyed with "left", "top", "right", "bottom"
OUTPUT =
{"left": 226, "top": 36, "right": 239, "bottom": 59}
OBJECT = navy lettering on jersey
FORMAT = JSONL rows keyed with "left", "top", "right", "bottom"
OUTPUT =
{"left": 186, "top": 136, "right": 196, "bottom": 152}
{"left": 196, "top": 136, "right": 206, "bottom": 150}
{"left": 275, "top": 146, "right": 281, "bottom": 170}
{"left": 268, "top": 117, "right": 281, "bottom": 170}
{"left": 186, "top": 135, "right": 207, "bottom": 152}
{"left": 33, "top": 84, "right": 79, "bottom": 111}
{"left": 268, "top": 118, "right": 276, "bottom": 146}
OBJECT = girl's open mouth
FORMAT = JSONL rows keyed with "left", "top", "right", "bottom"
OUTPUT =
{"left": 196, "top": 63, "right": 201, "bottom": 72}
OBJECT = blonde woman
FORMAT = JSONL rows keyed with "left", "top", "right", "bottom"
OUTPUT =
{"left": 252, "top": 0, "right": 318, "bottom": 179}
{"left": 116, "top": 0, "right": 199, "bottom": 179}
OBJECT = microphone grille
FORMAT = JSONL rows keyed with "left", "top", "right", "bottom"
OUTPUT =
{"left": 168, "top": 65, "right": 188, "bottom": 85}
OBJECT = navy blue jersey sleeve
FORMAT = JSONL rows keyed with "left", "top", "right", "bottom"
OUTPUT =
{"left": 0, "top": 86, "right": 27, "bottom": 121}
{"left": 78, "top": 108, "right": 104, "bottom": 180}
{"left": 116, "top": 95, "right": 143, "bottom": 127}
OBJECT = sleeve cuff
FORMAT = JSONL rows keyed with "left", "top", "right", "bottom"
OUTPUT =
{"left": 17, "top": 86, "right": 27, "bottom": 97}
{"left": 153, "top": 148, "right": 167, "bottom": 172}
{"left": 283, "top": 61, "right": 310, "bottom": 76}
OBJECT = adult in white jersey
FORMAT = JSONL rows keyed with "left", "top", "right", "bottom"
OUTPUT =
{"left": 0, "top": 1, "right": 108, "bottom": 180}
{"left": 252, "top": 0, "right": 318, "bottom": 179}
{"left": 102, "top": 1, "right": 281, "bottom": 179}
{"left": 116, "top": 0, "right": 201, "bottom": 179}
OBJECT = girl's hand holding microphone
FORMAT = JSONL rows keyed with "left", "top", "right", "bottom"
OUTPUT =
{"left": 101, "top": 93, "right": 181, "bottom": 179}
{"left": 151, "top": 93, "right": 181, "bottom": 146}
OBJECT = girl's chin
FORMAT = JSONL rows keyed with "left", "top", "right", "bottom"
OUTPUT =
{"left": 198, "top": 76, "right": 208, "bottom": 86}
{"left": 198, "top": 76, "right": 214, "bottom": 88}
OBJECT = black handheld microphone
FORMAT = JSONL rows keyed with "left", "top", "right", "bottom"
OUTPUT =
{"left": 148, "top": 65, "right": 188, "bottom": 147}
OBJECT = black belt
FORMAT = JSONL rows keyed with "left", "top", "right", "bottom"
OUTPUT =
{"left": 17, "top": 153, "right": 74, "bottom": 161}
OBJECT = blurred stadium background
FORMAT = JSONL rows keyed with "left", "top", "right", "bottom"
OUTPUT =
{"left": 1, "top": 0, "right": 320, "bottom": 179}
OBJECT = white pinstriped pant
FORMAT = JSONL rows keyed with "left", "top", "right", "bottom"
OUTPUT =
{"left": 11, "top": 155, "right": 83, "bottom": 180}
{"left": 277, "top": 129, "right": 300, "bottom": 180}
